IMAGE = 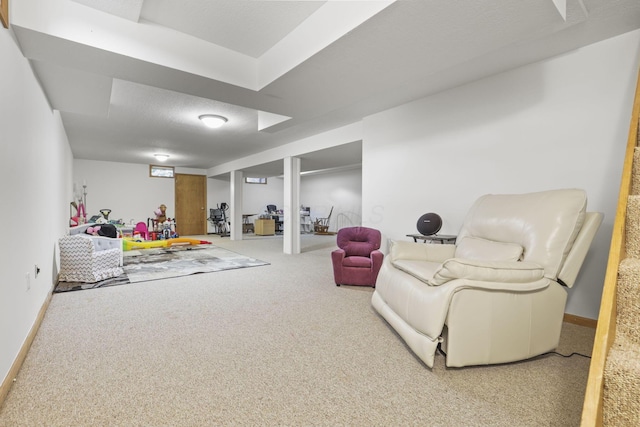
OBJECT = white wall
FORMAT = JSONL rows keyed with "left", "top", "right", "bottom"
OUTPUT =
{"left": 0, "top": 29, "right": 74, "bottom": 386}
{"left": 242, "top": 177, "right": 284, "bottom": 216}
{"left": 362, "top": 29, "right": 640, "bottom": 319}
{"left": 206, "top": 168, "right": 362, "bottom": 233}
{"left": 206, "top": 176, "right": 284, "bottom": 233}
{"left": 73, "top": 160, "right": 205, "bottom": 228}
{"left": 301, "top": 168, "right": 362, "bottom": 231}
{"left": 72, "top": 162, "right": 360, "bottom": 236}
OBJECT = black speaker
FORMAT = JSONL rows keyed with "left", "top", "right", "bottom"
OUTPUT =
{"left": 416, "top": 213, "right": 442, "bottom": 236}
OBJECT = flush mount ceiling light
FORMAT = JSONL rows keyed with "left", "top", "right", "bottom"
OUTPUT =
{"left": 199, "top": 114, "right": 228, "bottom": 129}
{"left": 154, "top": 153, "right": 170, "bottom": 162}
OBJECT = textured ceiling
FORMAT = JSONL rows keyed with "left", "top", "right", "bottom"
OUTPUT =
{"left": 10, "top": 0, "right": 640, "bottom": 177}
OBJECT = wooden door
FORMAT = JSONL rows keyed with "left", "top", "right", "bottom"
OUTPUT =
{"left": 175, "top": 174, "right": 207, "bottom": 236}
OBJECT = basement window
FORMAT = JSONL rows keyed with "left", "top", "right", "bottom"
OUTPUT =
{"left": 150, "top": 165, "right": 175, "bottom": 178}
{"left": 245, "top": 177, "right": 267, "bottom": 184}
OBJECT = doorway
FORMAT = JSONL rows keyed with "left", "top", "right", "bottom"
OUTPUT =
{"left": 175, "top": 174, "right": 207, "bottom": 236}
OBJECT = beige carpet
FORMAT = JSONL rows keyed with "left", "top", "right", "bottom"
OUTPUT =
{"left": 602, "top": 146, "right": 640, "bottom": 426}
{"left": 0, "top": 234, "right": 595, "bottom": 426}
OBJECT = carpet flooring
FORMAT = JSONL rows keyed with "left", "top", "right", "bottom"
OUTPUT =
{"left": 54, "top": 244, "right": 269, "bottom": 293}
{"left": 1, "top": 235, "right": 595, "bottom": 426}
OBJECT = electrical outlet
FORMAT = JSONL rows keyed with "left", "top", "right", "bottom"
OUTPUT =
{"left": 25, "top": 272, "right": 30, "bottom": 291}
{"left": 34, "top": 265, "right": 40, "bottom": 278}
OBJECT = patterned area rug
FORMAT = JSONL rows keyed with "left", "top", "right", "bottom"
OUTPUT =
{"left": 54, "top": 244, "right": 269, "bottom": 293}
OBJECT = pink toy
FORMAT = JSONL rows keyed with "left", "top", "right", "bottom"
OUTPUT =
{"left": 133, "top": 222, "right": 149, "bottom": 240}
{"left": 86, "top": 226, "right": 101, "bottom": 236}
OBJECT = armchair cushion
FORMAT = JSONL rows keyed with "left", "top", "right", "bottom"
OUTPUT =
{"left": 455, "top": 236, "right": 523, "bottom": 261}
{"left": 390, "top": 240, "right": 456, "bottom": 263}
{"left": 429, "top": 258, "right": 545, "bottom": 286}
{"left": 392, "top": 257, "right": 544, "bottom": 287}
{"left": 391, "top": 259, "right": 441, "bottom": 283}
{"left": 343, "top": 255, "right": 376, "bottom": 268}
{"left": 456, "top": 189, "right": 587, "bottom": 279}
{"left": 336, "top": 227, "right": 382, "bottom": 256}
{"left": 90, "top": 236, "right": 122, "bottom": 252}
{"left": 343, "top": 241, "right": 377, "bottom": 257}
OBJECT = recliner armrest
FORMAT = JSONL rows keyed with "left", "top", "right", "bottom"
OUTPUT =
{"left": 557, "top": 211, "right": 603, "bottom": 287}
{"left": 390, "top": 240, "right": 456, "bottom": 263}
{"left": 429, "top": 258, "right": 545, "bottom": 286}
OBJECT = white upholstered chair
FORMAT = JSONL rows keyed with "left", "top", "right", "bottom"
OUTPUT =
{"left": 371, "top": 189, "right": 603, "bottom": 368}
{"left": 58, "top": 224, "right": 123, "bottom": 283}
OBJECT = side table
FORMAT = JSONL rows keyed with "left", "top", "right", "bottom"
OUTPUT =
{"left": 255, "top": 218, "right": 275, "bottom": 236}
{"left": 407, "top": 234, "right": 457, "bottom": 244}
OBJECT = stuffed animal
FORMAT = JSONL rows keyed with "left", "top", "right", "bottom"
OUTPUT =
{"left": 154, "top": 204, "right": 167, "bottom": 224}
{"left": 86, "top": 226, "right": 101, "bottom": 235}
{"left": 85, "top": 224, "right": 118, "bottom": 238}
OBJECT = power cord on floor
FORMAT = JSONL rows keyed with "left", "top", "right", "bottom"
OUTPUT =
{"left": 437, "top": 347, "right": 591, "bottom": 360}
{"left": 549, "top": 351, "right": 592, "bottom": 359}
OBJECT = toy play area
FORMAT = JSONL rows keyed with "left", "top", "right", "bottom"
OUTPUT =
{"left": 69, "top": 191, "right": 211, "bottom": 251}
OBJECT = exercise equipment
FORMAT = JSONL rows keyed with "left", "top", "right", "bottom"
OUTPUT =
{"left": 208, "top": 203, "right": 230, "bottom": 236}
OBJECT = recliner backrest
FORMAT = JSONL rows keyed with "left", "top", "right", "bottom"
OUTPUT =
{"left": 455, "top": 189, "right": 588, "bottom": 280}
{"left": 337, "top": 227, "right": 382, "bottom": 257}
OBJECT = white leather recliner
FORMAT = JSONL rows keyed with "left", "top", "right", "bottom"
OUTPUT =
{"left": 371, "top": 189, "right": 603, "bottom": 368}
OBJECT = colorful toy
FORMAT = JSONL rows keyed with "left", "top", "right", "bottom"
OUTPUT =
{"left": 167, "top": 238, "right": 211, "bottom": 247}
{"left": 86, "top": 226, "right": 101, "bottom": 235}
{"left": 123, "top": 237, "right": 211, "bottom": 251}
{"left": 133, "top": 222, "right": 149, "bottom": 240}
{"left": 154, "top": 204, "right": 167, "bottom": 224}
{"left": 123, "top": 239, "right": 167, "bottom": 251}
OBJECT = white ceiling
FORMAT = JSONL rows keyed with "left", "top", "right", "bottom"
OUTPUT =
{"left": 9, "top": 0, "right": 640, "bottom": 178}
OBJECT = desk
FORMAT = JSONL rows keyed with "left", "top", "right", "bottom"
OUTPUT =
{"left": 407, "top": 234, "right": 457, "bottom": 244}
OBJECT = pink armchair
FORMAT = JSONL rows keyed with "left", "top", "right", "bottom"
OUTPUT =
{"left": 331, "top": 226, "right": 384, "bottom": 287}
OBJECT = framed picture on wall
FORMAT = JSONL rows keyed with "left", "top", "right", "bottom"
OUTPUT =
{"left": 0, "top": 0, "right": 8, "bottom": 29}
